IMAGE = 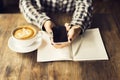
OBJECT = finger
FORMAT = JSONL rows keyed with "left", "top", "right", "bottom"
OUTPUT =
{"left": 44, "top": 26, "right": 54, "bottom": 44}
{"left": 53, "top": 43, "right": 70, "bottom": 48}
{"left": 44, "top": 20, "right": 54, "bottom": 36}
{"left": 64, "top": 23, "right": 71, "bottom": 31}
{"left": 64, "top": 23, "right": 70, "bottom": 27}
{"left": 68, "top": 27, "right": 81, "bottom": 42}
{"left": 53, "top": 44, "right": 64, "bottom": 48}
{"left": 67, "top": 28, "right": 75, "bottom": 42}
{"left": 47, "top": 28, "right": 53, "bottom": 36}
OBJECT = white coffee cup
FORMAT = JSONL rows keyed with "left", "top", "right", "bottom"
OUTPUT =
{"left": 11, "top": 25, "right": 41, "bottom": 47}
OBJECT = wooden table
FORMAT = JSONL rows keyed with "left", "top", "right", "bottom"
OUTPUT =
{"left": 0, "top": 13, "right": 120, "bottom": 80}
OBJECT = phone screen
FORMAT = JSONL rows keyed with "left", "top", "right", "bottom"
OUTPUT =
{"left": 52, "top": 26, "right": 68, "bottom": 43}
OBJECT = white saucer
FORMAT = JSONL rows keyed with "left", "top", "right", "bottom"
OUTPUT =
{"left": 8, "top": 37, "right": 42, "bottom": 53}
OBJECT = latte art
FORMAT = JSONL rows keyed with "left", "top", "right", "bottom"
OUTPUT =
{"left": 13, "top": 26, "right": 36, "bottom": 40}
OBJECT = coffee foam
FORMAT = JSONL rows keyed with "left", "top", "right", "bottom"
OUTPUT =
{"left": 13, "top": 26, "right": 37, "bottom": 40}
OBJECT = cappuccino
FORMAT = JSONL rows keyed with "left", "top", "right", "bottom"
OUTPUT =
{"left": 13, "top": 26, "right": 37, "bottom": 40}
{"left": 11, "top": 25, "right": 41, "bottom": 47}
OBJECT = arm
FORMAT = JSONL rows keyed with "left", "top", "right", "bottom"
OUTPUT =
{"left": 70, "top": 0, "right": 93, "bottom": 33}
{"left": 19, "top": 0, "right": 51, "bottom": 30}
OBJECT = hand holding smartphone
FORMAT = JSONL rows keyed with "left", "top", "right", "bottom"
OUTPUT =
{"left": 52, "top": 26, "right": 69, "bottom": 45}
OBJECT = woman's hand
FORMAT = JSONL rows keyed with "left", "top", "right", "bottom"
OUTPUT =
{"left": 43, "top": 20, "right": 55, "bottom": 37}
{"left": 65, "top": 23, "right": 81, "bottom": 42}
{"left": 43, "top": 21, "right": 81, "bottom": 48}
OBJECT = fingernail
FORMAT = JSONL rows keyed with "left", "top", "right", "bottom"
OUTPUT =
{"left": 70, "top": 39, "right": 72, "bottom": 41}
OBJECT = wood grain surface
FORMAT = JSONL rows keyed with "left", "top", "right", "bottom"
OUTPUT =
{"left": 0, "top": 13, "right": 120, "bottom": 80}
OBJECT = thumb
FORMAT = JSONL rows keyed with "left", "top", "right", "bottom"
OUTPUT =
{"left": 46, "top": 26, "right": 53, "bottom": 36}
{"left": 46, "top": 26, "right": 52, "bottom": 34}
{"left": 67, "top": 29, "right": 74, "bottom": 42}
{"left": 64, "top": 23, "right": 71, "bottom": 31}
{"left": 44, "top": 20, "right": 54, "bottom": 36}
{"left": 45, "top": 26, "right": 54, "bottom": 42}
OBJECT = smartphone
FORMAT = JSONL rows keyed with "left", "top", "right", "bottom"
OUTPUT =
{"left": 52, "top": 26, "right": 68, "bottom": 44}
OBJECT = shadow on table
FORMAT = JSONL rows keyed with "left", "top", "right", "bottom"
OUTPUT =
{"left": 91, "top": 14, "right": 112, "bottom": 31}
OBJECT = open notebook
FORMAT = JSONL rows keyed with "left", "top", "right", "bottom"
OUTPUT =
{"left": 37, "top": 28, "right": 108, "bottom": 62}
